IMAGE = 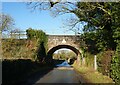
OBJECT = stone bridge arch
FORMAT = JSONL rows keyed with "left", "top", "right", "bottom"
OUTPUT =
{"left": 47, "top": 35, "right": 83, "bottom": 62}
{"left": 47, "top": 45, "right": 80, "bottom": 58}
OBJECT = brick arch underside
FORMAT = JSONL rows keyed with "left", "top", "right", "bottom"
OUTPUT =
{"left": 47, "top": 45, "right": 80, "bottom": 58}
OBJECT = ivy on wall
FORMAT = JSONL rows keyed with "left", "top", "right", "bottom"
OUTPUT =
{"left": 26, "top": 28, "right": 48, "bottom": 62}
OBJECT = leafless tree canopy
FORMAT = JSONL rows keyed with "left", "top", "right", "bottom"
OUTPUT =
{"left": 0, "top": 14, "right": 14, "bottom": 32}
{"left": 26, "top": 1, "right": 81, "bottom": 33}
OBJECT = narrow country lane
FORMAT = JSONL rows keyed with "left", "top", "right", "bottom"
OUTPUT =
{"left": 34, "top": 67, "right": 81, "bottom": 84}
{"left": 25, "top": 67, "right": 84, "bottom": 85}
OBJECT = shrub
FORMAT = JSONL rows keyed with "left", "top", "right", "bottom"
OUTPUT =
{"left": 110, "top": 41, "right": 120, "bottom": 84}
{"left": 84, "top": 52, "right": 94, "bottom": 68}
{"left": 26, "top": 28, "right": 48, "bottom": 62}
{"left": 2, "top": 39, "right": 28, "bottom": 59}
{"left": 97, "top": 50, "right": 114, "bottom": 76}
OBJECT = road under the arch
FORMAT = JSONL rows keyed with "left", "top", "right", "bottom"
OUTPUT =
{"left": 24, "top": 61, "right": 86, "bottom": 84}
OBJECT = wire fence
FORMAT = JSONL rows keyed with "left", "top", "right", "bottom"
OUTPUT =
{"left": 2, "top": 31, "right": 27, "bottom": 39}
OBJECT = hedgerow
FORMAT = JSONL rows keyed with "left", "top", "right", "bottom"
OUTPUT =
{"left": 110, "top": 41, "right": 120, "bottom": 84}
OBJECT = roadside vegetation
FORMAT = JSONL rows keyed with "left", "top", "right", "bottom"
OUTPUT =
{"left": 30, "top": 2, "right": 120, "bottom": 84}
{"left": 73, "top": 62, "right": 114, "bottom": 83}
{"left": 2, "top": 28, "right": 51, "bottom": 85}
{"left": 3, "top": 59, "right": 53, "bottom": 85}
{"left": 53, "top": 50, "right": 76, "bottom": 60}
{"left": 1, "top": 1, "right": 120, "bottom": 84}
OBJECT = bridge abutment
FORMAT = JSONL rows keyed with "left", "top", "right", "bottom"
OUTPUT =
{"left": 47, "top": 35, "right": 84, "bottom": 64}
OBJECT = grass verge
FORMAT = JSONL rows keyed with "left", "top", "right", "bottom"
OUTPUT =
{"left": 73, "top": 62, "right": 114, "bottom": 83}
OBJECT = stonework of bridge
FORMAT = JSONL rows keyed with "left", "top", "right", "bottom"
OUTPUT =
{"left": 47, "top": 35, "right": 83, "bottom": 58}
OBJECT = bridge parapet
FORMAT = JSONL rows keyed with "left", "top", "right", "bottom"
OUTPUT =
{"left": 47, "top": 35, "right": 82, "bottom": 51}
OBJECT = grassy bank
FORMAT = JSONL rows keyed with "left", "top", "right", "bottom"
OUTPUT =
{"left": 73, "top": 62, "right": 114, "bottom": 83}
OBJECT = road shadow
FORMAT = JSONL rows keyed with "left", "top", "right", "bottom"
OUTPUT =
{"left": 22, "top": 59, "right": 76, "bottom": 85}
{"left": 2, "top": 40, "right": 78, "bottom": 85}
{"left": 2, "top": 59, "right": 54, "bottom": 85}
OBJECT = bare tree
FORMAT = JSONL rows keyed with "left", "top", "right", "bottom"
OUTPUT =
{"left": 0, "top": 13, "right": 14, "bottom": 32}
{"left": 26, "top": 1, "right": 80, "bottom": 33}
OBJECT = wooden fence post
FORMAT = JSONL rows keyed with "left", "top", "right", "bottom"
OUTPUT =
{"left": 94, "top": 55, "right": 97, "bottom": 70}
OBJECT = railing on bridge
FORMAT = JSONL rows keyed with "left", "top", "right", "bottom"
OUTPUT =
{"left": 2, "top": 31, "right": 27, "bottom": 39}
{"left": 2, "top": 31, "right": 82, "bottom": 40}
